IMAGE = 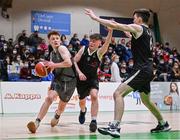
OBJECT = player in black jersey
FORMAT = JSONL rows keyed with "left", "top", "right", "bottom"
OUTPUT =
{"left": 85, "top": 8, "right": 171, "bottom": 137}
{"left": 73, "top": 29, "right": 113, "bottom": 132}
{"left": 27, "top": 31, "right": 76, "bottom": 133}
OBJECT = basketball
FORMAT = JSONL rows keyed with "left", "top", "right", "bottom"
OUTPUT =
{"left": 164, "top": 95, "right": 172, "bottom": 105}
{"left": 35, "top": 62, "right": 51, "bottom": 77}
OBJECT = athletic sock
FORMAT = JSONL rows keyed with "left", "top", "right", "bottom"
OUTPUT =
{"left": 36, "top": 118, "right": 41, "bottom": 123}
{"left": 112, "top": 120, "right": 120, "bottom": 127}
{"left": 54, "top": 113, "right": 60, "bottom": 119}
{"left": 159, "top": 120, "right": 166, "bottom": 126}
{"left": 91, "top": 117, "right": 97, "bottom": 121}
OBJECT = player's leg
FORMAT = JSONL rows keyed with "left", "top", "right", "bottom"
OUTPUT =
{"left": 79, "top": 98, "right": 87, "bottom": 124}
{"left": 77, "top": 83, "right": 88, "bottom": 124}
{"left": 51, "top": 79, "right": 77, "bottom": 127}
{"left": 113, "top": 83, "right": 134, "bottom": 121}
{"left": 140, "top": 92, "right": 171, "bottom": 133}
{"left": 89, "top": 88, "right": 98, "bottom": 132}
{"left": 50, "top": 99, "right": 67, "bottom": 127}
{"left": 98, "top": 83, "right": 133, "bottom": 138}
{"left": 27, "top": 90, "right": 57, "bottom": 133}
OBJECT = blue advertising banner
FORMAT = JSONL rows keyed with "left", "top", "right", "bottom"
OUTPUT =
{"left": 31, "top": 11, "right": 71, "bottom": 35}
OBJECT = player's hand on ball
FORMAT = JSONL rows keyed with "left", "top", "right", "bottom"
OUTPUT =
{"left": 45, "top": 61, "right": 55, "bottom": 71}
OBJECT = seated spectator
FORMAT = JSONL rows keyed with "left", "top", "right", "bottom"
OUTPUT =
{"left": 171, "top": 61, "right": 180, "bottom": 81}
{"left": 37, "top": 39, "right": 48, "bottom": 53}
{"left": 69, "top": 33, "right": 80, "bottom": 52}
{"left": 0, "top": 59, "right": 8, "bottom": 81}
{"left": 61, "top": 34, "right": 69, "bottom": 47}
{"left": 80, "top": 34, "right": 89, "bottom": 47}
{"left": 156, "top": 58, "right": 169, "bottom": 81}
{"left": 127, "top": 58, "right": 134, "bottom": 74}
{"left": 19, "top": 61, "right": 31, "bottom": 80}
{"left": 119, "top": 62, "right": 128, "bottom": 82}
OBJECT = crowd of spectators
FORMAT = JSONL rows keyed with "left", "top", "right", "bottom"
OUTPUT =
{"left": 0, "top": 30, "right": 180, "bottom": 82}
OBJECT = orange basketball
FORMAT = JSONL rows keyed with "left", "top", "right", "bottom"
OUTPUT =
{"left": 35, "top": 62, "right": 51, "bottom": 77}
{"left": 164, "top": 95, "right": 172, "bottom": 105}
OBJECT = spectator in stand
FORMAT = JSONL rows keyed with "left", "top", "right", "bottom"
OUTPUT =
{"left": 29, "top": 31, "right": 42, "bottom": 53}
{"left": 115, "top": 39, "right": 126, "bottom": 62}
{"left": 127, "top": 58, "right": 134, "bottom": 74}
{"left": 119, "top": 61, "right": 128, "bottom": 82}
{"left": 106, "top": 46, "right": 114, "bottom": 59}
{"left": 37, "top": 39, "right": 48, "bottom": 53}
{"left": 172, "top": 48, "right": 180, "bottom": 62}
{"left": 20, "top": 60, "right": 31, "bottom": 80}
{"left": 0, "top": 59, "right": 8, "bottom": 81}
{"left": 156, "top": 57, "right": 169, "bottom": 81}
{"left": 171, "top": 61, "right": 180, "bottom": 82}
{"left": 110, "top": 54, "right": 122, "bottom": 82}
{"left": 69, "top": 33, "right": 80, "bottom": 52}
{"left": 109, "top": 37, "right": 117, "bottom": 50}
{"left": 80, "top": 34, "right": 89, "bottom": 47}
{"left": 61, "top": 34, "right": 69, "bottom": 47}
{"left": 18, "top": 30, "right": 29, "bottom": 46}
{"left": 124, "top": 41, "right": 133, "bottom": 62}
{"left": 164, "top": 42, "right": 171, "bottom": 53}
{"left": 163, "top": 51, "right": 170, "bottom": 63}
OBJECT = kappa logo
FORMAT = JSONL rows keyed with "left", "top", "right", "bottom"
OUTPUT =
{"left": 4, "top": 93, "right": 41, "bottom": 100}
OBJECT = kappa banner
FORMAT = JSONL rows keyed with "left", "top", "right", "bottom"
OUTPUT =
{"left": 0, "top": 82, "right": 147, "bottom": 114}
{"left": 1, "top": 82, "right": 50, "bottom": 113}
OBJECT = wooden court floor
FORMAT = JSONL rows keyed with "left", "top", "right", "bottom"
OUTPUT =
{"left": 0, "top": 111, "right": 180, "bottom": 139}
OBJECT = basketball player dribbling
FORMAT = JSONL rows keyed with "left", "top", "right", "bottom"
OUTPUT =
{"left": 27, "top": 31, "right": 76, "bottom": 133}
{"left": 85, "top": 8, "right": 171, "bottom": 137}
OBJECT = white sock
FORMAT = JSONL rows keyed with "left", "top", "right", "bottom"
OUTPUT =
{"left": 112, "top": 120, "right": 120, "bottom": 127}
{"left": 91, "top": 117, "right": 96, "bottom": 121}
{"left": 159, "top": 120, "right": 166, "bottom": 125}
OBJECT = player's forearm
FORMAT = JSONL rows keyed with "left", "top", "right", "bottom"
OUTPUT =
{"left": 94, "top": 17, "right": 131, "bottom": 32}
{"left": 74, "top": 61, "right": 82, "bottom": 74}
{"left": 55, "top": 60, "right": 72, "bottom": 68}
{"left": 104, "top": 29, "right": 113, "bottom": 47}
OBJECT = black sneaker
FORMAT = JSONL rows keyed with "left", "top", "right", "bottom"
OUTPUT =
{"left": 98, "top": 122, "right": 120, "bottom": 138}
{"left": 79, "top": 107, "right": 87, "bottom": 124}
{"left": 151, "top": 121, "right": 171, "bottom": 133}
{"left": 89, "top": 120, "right": 97, "bottom": 132}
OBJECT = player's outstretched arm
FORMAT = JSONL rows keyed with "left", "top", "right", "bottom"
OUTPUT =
{"left": 85, "top": 8, "right": 141, "bottom": 34}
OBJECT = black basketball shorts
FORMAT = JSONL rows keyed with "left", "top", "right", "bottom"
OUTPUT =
{"left": 125, "top": 63, "right": 153, "bottom": 94}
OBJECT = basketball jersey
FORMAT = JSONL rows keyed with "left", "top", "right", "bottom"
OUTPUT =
{"left": 131, "top": 25, "right": 153, "bottom": 68}
{"left": 50, "top": 46, "right": 75, "bottom": 81}
{"left": 77, "top": 47, "right": 100, "bottom": 80}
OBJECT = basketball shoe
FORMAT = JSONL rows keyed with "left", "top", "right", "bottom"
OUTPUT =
{"left": 51, "top": 113, "right": 60, "bottom": 127}
{"left": 151, "top": 121, "right": 171, "bottom": 133}
{"left": 89, "top": 120, "right": 97, "bottom": 132}
{"left": 98, "top": 122, "right": 120, "bottom": 138}
{"left": 79, "top": 107, "right": 87, "bottom": 124}
{"left": 27, "top": 120, "right": 40, "bottom": 133}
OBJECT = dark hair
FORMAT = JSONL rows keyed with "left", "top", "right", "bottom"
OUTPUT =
{"left": 170, "top": 82, "right": 179, "bottom": 95}
{"left": 47, "top": 31, "right": 61, "bottom": 39}
{"left": 61, "top": 34, "right": 66, "bottom": 41}
{"left": 133, "top": 8, "right": 150, "bottom": 23}
{"left": 90, "top": 33, "right": 102, "bottom": 41}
